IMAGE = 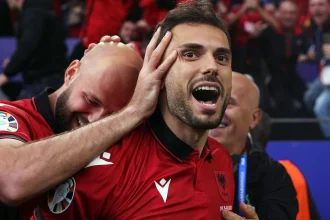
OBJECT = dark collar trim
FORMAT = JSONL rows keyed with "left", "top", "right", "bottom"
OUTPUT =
{"left": 33, "top": 88, "right": 59, "bottom": 134}
{"left": 149, "top": 108, "right": 194, "bottom": 161}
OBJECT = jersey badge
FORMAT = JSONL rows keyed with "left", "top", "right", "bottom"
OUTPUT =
{"left": 0, "top": 111, "right": 18, "bottom": 132}
{"left": 155, "top": 178, "right": 171, "bottom": 203}
{"left": 214, "top": 171, "right": 229, "bottom": 203}
{"left": 48, "top": 177, "right": 76, "bottom": 214}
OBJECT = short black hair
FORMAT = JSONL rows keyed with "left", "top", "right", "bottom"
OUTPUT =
{"left": 155, "top": 0, "right": 231, "bottom": 46}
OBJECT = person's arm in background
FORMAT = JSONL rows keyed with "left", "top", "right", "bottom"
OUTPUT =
{"left": 256, "top": 162, "right": 298, "bottom": 220}
{"left": 227, "top": 2, "right": 249, "bottom": 27}
{"left": 255, "top": 4, "right": 279, "bottom": 31}
{"left": 0, "top": 30, "right": 178, "bottom": 206}
{"left": 298, "top": 31, "right": 311, "bottom": 62}
{"left": 1, "top": 10, "right": 46, "bottom": 85}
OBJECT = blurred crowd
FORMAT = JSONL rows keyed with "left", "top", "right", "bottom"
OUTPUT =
{"left": 0, "top": 0, "right": 330, "bottom": 138}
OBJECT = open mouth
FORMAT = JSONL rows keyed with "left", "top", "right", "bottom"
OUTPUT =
{"left": 192, "top": 86, "right": 220, "bottom": 106}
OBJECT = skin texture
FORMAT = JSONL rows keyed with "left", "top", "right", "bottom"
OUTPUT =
{"left": 159, "top": 23, "right": 233, "bottom": 153}
{"left": 209, "top": 72, "right": 261, "bottom": 155}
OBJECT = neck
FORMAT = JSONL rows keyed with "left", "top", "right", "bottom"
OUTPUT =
{"left": 224, "top": 138, "right": 246, "bottom": 155}
{"left": 48, "top": 88, "right": 63, "bottom": 117}
{"left": 160, "top": 104, "right": 208, "bottom": 155}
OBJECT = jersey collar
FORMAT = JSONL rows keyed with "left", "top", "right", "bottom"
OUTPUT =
{"left": 149, "top": 108, "right": 211, "bottom": 162}
{"left": 33, "top": 88, "right": 59, "bottom": 134}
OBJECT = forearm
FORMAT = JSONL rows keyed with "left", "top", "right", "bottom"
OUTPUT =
{"left": 257, "top": 7, "right": 278, "bottom": 30}
{"left": 227, "top": 9, "right": 246, "bottom": 27}
{"left": 0, "top": 105, "right": 142, "bottom": 205}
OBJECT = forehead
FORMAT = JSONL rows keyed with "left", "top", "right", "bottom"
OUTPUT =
{"left": 310, "top": 0, "right": 327, "bottom": 5}
{"left": 169, "top": 23, "right": 230, "bottom": 50}
{"left": 280, "top": 2, "right": 298, "bottom": 10}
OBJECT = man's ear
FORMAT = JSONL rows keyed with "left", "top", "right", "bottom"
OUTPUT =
{"left": 64, "top": 60, "right": 80, "bottom": 86}
{"left": 249, "top": 108, "right": 262, "bottom": 130}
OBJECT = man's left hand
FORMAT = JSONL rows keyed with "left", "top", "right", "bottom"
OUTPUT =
{"left": 222, "top": 203, "right": 259, "bottom": 220}
{"left": 0, "top": 74, "right": 9, "bottom": 87}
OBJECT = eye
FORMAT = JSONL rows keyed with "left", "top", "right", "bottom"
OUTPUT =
{"left": 183, "top": 51, "right": 198, "bottom": 59}
{"left": 216, "top": 55, "right": 228, "bottom": 63}
{"left": 85, "top": 97, "right": 98, "bottom": 106}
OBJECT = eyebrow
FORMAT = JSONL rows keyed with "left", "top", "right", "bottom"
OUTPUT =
{"left": 178, "top": 43, "right": 204, "bottom": 50}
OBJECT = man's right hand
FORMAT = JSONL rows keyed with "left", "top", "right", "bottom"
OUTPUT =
{"left": 128, "top": 27, "right": 178, "bottom": 119}
{"left": 222, "top": 203, "right": 259, "bottom": 220}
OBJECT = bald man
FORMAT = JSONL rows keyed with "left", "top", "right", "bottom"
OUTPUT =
{"left": 0, "top": 32, "right": 177, "bottom": 219}
{"left": 209, "top": 72, "right": 298, "bottom": 219}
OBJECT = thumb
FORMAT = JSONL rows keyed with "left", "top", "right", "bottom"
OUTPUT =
{"left": 239, "top": 202, "right": 259, "bottom": 219}
{"left": 222, "top": 209, "right": 241, "bottom": 220}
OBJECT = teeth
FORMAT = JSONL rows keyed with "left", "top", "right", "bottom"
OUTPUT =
{"left": 195, "top": 86, "right": 218, "bottom": 92}
{"left": 219, "top": 124, "right": 226, "bottom": 128}
{"left": 201, "top": 102, "right": 216, "bottom": 107}
{"left": 77, "top": 117, "right": 83, "bottom": 126}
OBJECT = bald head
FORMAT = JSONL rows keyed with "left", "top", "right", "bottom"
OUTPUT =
{"left": 80, "top": 42, "right": 143, "bottom": 77}
{"left": 232, "top": 72, "right": 260, "bottom": 109}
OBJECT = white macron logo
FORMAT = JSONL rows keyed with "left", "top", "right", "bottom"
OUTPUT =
{"left": 154, "top": 178, "right": 171, "bottom": 203}
{"left": 86, "top": 152, "right": 113, "bottom": 168}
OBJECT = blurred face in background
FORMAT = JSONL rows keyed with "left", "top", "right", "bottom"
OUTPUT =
{"left": 309, "top": 0, "right": 330, "bottom": 26}
{"left": 119, "top": 21, "right": 138, "bottom": 44}
{"left": 209, "top": 73, "right": 261, "bottom": 149}
{"left": 6, "top": 0, "right": 24, "bottom": 11}
{"left": 278, "top": 1, "right": 299, "bottom": 28}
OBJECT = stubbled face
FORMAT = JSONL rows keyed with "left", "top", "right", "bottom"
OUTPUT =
{"left": 55, "top": 51, "right": 141, "bottom": 131}
{"left": 309, "top": 0, "right": 330, "bottom": 26}
{"left": 161, "top": 24, "right": 232, "bottom": 129}
{"left": 279, "top": 1, "right": 299, "bottom": 28}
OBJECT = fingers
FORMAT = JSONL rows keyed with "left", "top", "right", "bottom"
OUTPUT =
{"left": 99, "top": 35, "right": 121, "bottom": 43}
{"left": 222, "top": 209, "right": 242, "bottom": 220}
{"left": 144, "top": 27, "right": 161, "bottom": 63}
{"left": 155, "top": 50, "right": 177, "bottom": 79}
{"left": 148, "top": 31, "right": 173, "bottom": 68}
{"left": 239, "top": 202, "right": 259, "bottom": 219}
{"left": 84, "top": 43, "right": 96, "bottom": 55}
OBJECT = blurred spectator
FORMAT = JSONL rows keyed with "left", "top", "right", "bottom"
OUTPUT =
{"left": 260, "top": 0, "right": 310, "bottom": 117}
{"left": 303, "top": 0, "right": 330, "bottom": 138}
{"left": 209, "top": 72, "right": 298, "bottom": 219}
{"left": 226, "top": 0, "right": 278, "bottom": 110}
{"left": 0, "top": 0, "right": 14, "bottom": 36}
{"left": 61, "top": 0, "right": 85, "bottom": 37}
{"left": 119, "top": 20, "right": 138, "bottom": 44}
{"left": 69, "top": 0, "right": 136, "bottom": 62}
{"left": 1, "top": 0, "right": 67, "bottom": 99}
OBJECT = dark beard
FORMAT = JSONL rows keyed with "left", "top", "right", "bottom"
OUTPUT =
{"left": 54, "top": 85, "right": 74, "bottom": 133}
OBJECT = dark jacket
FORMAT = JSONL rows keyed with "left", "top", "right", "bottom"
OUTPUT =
{"left": 231, "top": 141, "right": 298, "bottom": 220}
{"left": 4, "top": 0, "right": 67, "bottom": 83}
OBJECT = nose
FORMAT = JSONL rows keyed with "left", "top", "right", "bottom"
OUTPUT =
{"left": 202, "top": 54, "right": 218, "bottom": 76}
{"left": 87, "top": 108, "right": 107, "bottom": 123}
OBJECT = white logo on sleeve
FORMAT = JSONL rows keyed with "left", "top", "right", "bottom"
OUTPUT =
{"left": 85, "top": 152, "right": 113, "bottom": 168}
{"left": 154, "top": 178, "right": 171, "bottom": 203}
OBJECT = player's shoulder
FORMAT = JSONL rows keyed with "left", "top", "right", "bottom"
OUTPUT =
{"left": 0, "top": 99, "right": 36, "bottom": 118}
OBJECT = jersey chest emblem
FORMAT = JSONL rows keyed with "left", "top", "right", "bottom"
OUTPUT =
{"left": 0, "top": 111, "right": 18, "bottom": 132}
{"left": 213, "top": 171, "right": 229, "bottom": 203}
{"left": 48, "top": 177, "right": 76, "bottom": 214}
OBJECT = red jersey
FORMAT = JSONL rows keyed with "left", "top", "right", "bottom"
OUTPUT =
{"left": 0, "top": 89, "right": 59, "bottom": 220}
{"left": 33, "top": 110, "right": 235, "bottom": 219}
